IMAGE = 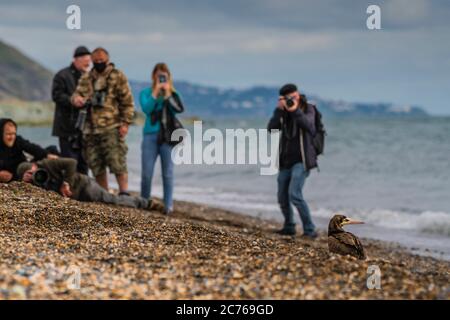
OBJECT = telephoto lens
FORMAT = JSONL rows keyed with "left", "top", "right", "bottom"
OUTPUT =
{"left": 286, "top": 97, "right": 295, "bottom": 108}
{"left": 32, "top": 169, "right": 49, "bottom": 187}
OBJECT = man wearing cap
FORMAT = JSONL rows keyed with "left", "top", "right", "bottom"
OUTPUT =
{"left": 51, "top": 46, "right": 91, "bottom": 174}
{"left": 267, "top": 84, "right": 318, "bottom": 238}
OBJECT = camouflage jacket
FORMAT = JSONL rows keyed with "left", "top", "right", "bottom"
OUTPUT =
{"left": 72, "top": 63, "right": 135, "bottom": 134}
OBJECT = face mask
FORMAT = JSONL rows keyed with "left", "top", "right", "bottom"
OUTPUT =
{"left": 93, "top": 62, "right": 107, "bottom": 73}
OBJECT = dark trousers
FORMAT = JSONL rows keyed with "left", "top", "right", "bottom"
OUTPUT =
{"left": 79, "top": 178, "right": 149, "bottom": 209}
{"left": 59, "top": 137, "right": 88, "bottom": 174}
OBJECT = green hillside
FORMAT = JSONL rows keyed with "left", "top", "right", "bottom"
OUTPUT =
{"left": 0, "top": 39, "right": 53, "bottom": 101}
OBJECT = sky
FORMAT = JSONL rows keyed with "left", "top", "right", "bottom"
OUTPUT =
{"left": 0, "top": 0, "right": 449, "bottom": 114}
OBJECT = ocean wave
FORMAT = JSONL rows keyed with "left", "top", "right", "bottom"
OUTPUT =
{"left": 132, "top": 178, "right": 450, "bottom": 238}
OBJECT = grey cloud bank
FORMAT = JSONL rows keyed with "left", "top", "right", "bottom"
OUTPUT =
{"left": 0, "top": 0, "right": 449, "bottom": 114}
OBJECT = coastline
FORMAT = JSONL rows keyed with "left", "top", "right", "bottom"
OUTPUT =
{"left": 0, "top": 182, "right": 448, "bottom": 299}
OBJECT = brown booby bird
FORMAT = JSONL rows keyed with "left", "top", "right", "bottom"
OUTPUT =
{"left": 328, "top": 215, "right": 366, "bottom": 260}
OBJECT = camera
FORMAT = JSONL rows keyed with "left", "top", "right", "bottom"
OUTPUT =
{"left": 32, "top": 168, "right": 49, "bottom": 187}
{"left": 285, "top": 96, "right": 295, "bottom": 108}
{"left": 75, "top": 99, "right": 92, "bottom": 131}
{"left": 159, "top": 75, "right": 167, "bottom": 83}
{"left": 31, "top": 168, "right": 61, "bottom": 192}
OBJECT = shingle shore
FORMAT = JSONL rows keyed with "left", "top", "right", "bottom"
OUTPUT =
{"left": 0, "top": 182, "right": 448, "bottom": 299}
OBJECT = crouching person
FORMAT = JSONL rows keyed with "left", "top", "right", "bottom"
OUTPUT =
{"left": 17, "top": 158, "right": 151, "bottom": 210}
{"left": 0, "top": 118, "right": 59, "bottom": 183}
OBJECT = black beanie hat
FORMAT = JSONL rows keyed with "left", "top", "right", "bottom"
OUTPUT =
{"left": 279, "top": 83, "right": 298, "bottom": 96}
{"left": 73, "top": 46, "right": 91, "bottom": 58}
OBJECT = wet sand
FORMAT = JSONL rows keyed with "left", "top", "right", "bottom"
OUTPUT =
{"left": 0, "top": 182, "right": 448, "bottom": 299}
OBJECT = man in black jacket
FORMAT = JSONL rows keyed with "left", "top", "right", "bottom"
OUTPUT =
{"left": 0, "top": 118, "right": 58, "bottom": 182}
{"left": 51, "top": 46, "right": 91, "bottom": 174}
{"left": 267, "top": 84, "right": 318, "bottom": 238}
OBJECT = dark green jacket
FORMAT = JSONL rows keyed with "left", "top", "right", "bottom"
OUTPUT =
{"left": 36, "top": 158, "right": 89, "bottom": 200}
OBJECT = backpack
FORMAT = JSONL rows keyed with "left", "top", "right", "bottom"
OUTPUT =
{"left": 311, "top": 104, "right": 326, "bottom": 156}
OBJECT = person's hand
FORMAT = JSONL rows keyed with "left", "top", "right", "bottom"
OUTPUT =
{"left": 162, "top": 83, "right": 171, "bottom": 98}
{"left": 47, "top": 154, "right": 59, "bottom": 160}
{"left": 277, "top": 96, "right": 285, "bottom": 110}
{"left": 155, "top": 82, "right": 168, "bottom": 97}
{"left": 162, "top": 82, "right": 170, "bottom": 91}
{"left": 152, "top": 84, "right": 162, "bottom": 98}
{"left": 151, "top": 88, "right": 159, "bottom": 99}
{"left": 119, "top": 123, "right": 129, "bottom": 138}
{"left": 73, "top": 96, "right": 86, "bottom": 108}
{"left": 60, "top": 182, "right": 73, "bottom": 198}
{"left": 286, "top": 103, "right": 299, "bottom": 112}
{"left": 0, "top": 170, "right": 13, "bottom": 183}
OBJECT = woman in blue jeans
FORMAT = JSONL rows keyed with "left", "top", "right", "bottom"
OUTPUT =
{"left": 139, "top": 63, "right": 184, "bottom": 214}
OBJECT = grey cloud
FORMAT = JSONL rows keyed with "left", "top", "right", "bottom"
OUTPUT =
{"left": 2, "top": 0, "right": 450, "bottom": 32}
{"left": 0, "top": 0, "right": 449, "bottom": 114}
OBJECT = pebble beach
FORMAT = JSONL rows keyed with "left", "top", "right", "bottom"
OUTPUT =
{"left": 0, "top": 182, "right": 448, "bottom": 300}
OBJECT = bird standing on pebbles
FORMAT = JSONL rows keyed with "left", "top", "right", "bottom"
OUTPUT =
{"left": 328, "top": 215, "right": 366, "bottom": 260}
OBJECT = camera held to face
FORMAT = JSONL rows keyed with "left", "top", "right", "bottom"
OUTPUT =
{"left": 32, "top": 168, "right": 49, "bottom": 187}
{"left": 285, "top": 96, "right": 295, "bottom": 108}
{"left": 158, "top": 74, "right": 167, "bottom": 84}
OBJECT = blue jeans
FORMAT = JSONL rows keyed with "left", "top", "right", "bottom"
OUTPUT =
{"left": 141, "top": 133, "right": 174, "bottom": 210}
{"left": 277, "top": 162, "right": 316, "bottom": 235}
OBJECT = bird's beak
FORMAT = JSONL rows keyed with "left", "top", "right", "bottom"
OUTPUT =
{"left": 343, "top": 218, "right": 364, "bottom": 225}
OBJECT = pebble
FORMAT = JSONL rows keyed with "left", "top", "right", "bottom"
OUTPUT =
{"left": 0, "top": 182, "right": 449, "bottom": 299}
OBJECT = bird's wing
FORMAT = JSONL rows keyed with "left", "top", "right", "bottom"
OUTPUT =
{"left": 328, "top": 232, "right": 366, "bottom": 260}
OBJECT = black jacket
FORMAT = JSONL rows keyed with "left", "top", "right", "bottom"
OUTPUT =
{"left": 51, "top": 63, "right": 83, "bottom": 137}
{"left": 267, "top": 103, "right": 318, "bottom": 171}
{"left": 0, "top": 118, "right": 49, "bottom": 180}
{"left": 157, "top": 92, "right": 185, "bottom": 145}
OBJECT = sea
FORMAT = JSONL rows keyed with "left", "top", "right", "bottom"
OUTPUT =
{"left": 18, "top": 116, "right": 450, "bottom": 260}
